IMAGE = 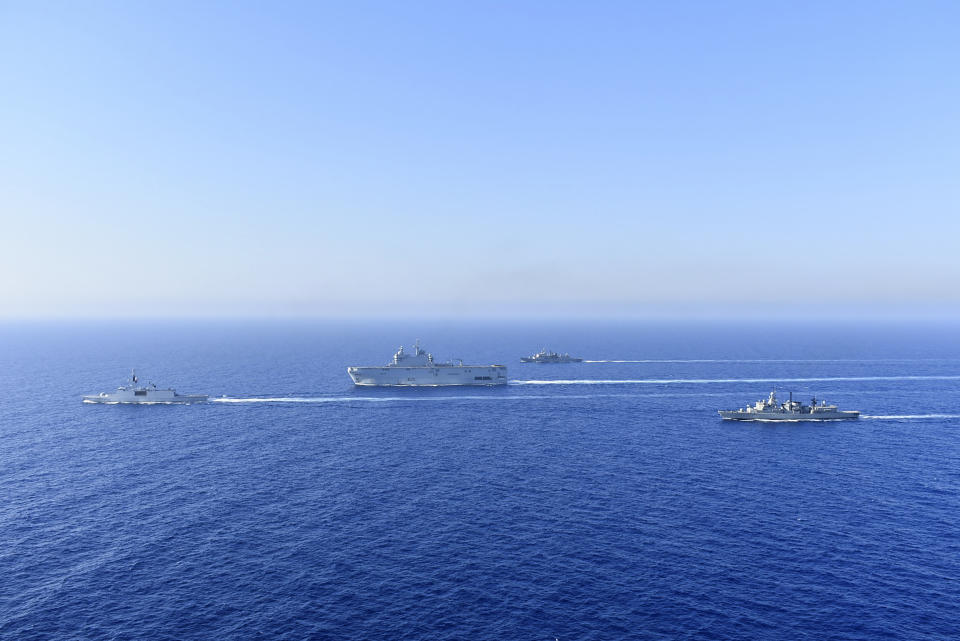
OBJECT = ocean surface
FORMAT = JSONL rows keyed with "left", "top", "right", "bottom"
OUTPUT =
{"left": 1, "top": 319, "right": 958, "bottom": 640}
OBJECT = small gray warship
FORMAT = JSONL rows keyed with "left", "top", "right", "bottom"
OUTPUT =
{"left": 520, "top": 349, "right": 583, "bottom": 364}
{"left": 83, "top": 370, "right": 208, "bottom": 404}
{"left": 718, "top": 390, "right": 859, "bottom": 421}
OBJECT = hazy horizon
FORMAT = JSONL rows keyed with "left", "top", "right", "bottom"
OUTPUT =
{"left": 4, "top": 302, "right": 960, "bottom": 323}
{"left": 3, "top": 2, "right": 959, "bottom": 318}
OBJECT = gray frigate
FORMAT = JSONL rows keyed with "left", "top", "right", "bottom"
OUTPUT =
{"left": 520, "top": 349, "right": 583, "bottom": 363}
{"left": 83, "top": 370, "right": 208, "bottom": 404}
{"left": 718, "top": 390, "right": 859, "bottom": 421}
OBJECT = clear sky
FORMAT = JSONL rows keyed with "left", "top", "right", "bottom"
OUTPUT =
{"left": 2, "top": 1, "right": 959, "bottom": 317}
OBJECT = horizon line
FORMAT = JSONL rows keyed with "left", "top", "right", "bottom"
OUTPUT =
{"left": 3, "top": 307, "right": 960, "bottom": 324}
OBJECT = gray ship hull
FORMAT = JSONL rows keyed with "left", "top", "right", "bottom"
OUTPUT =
{"left": 83, "top": 394, "right": 209, "bottom": 404}
{"left": 719, "top": 410, "right": 859, "bottom": 421}
{"left": 83, "top": 370, "right": 207, "bottom": 404}
{"left": 347, "top": 365, "right": 507, "bottom": 386}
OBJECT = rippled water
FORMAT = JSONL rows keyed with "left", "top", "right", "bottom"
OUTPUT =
{"left": 1, "top": 319, "right": 959, "bottom": 640}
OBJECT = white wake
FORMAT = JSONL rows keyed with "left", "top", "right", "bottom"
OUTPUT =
{"left": 862, "top": 414, "right": 960, "bottom": 420}
{"left": 212, "top": 393, "right": 631, "bottom": 404}
{"left": 582, "top": 358, "right": 952, "bottom": 363}
{"left": 511, "top": 375, "right": 960, "bottom": 385}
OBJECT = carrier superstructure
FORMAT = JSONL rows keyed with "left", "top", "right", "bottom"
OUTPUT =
{"left": 347, "top": 341, "right": 507, "bottom": 386}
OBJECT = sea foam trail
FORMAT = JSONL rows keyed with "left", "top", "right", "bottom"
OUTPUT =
{"left": 209, "top": 391, "right": 745, "bottom": 405}
{"left": 584, "top": 358, "right": 960, "bottom": 363}
{"left": 862, "top": 414, "right": 960, "bottom": 420}
{"left": 212, "top": 393, "right": 630, "bottom": 405}
{"left": 212, "top": 396, "right": 489, "bottom": 404}
{"left": 213, "top": 397, "right": 376, "bottom": 404}
{"left": 511, "top": 375, "right": 960, "bottom": 385}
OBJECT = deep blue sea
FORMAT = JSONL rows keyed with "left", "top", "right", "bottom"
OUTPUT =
{"left": 1, "top": 319, "right": 959, "bottom": 640}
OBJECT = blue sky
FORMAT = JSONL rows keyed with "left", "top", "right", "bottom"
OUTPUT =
{"left": 2, "top": 1, "right": 959, "bottom": 317}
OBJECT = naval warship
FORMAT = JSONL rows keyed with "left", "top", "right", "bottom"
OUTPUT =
{"left": 718, "top": 390, "right": 859, "bottom": 421}
{"left": 347, "top": 340, "right": 507, "bottom": 386}
{"left": 520, "top": 349, "right": 583, "bottom": 364}
{"left": 82, "top": 370, "right": 208, "bottom": 404}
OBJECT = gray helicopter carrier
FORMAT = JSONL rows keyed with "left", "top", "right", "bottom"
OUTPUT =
{"left": 520, "top": 348, "right": 583, "bottom": 363}
{"left": 719, "top": 390, "right": 859, "bottom": 421}
{"left": 83, "top": 370, "right": 208, "bottom": 404}
{"left": 347, "top": 340, "right": 507, "bottom": 386}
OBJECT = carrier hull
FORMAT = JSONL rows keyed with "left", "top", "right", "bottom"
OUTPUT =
{"left": 347, "top": 365, "right": 507, "bottom": 386}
